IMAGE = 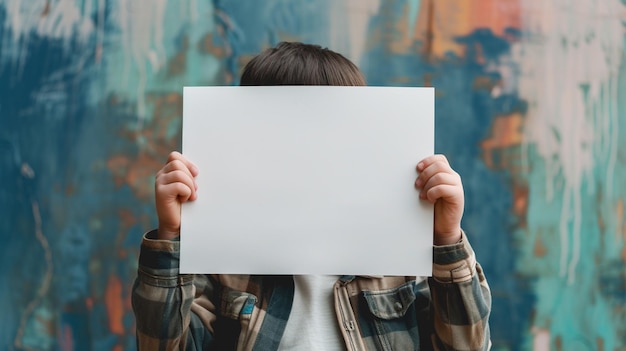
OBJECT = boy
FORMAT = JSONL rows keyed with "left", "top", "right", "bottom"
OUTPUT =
{"left": 132, "top": 42, "right": 491, "bottom": 350}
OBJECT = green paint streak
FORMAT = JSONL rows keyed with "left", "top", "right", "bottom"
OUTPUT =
{"left": 520, "top": 43, "right": 626, "bottom": 351}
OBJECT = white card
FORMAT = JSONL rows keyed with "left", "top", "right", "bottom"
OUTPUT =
{"left": 181, "top": 86, "right": 434, "bottom": 276}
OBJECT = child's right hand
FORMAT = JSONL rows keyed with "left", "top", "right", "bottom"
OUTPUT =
{"left": 154, "top": 152, "right": 199, "bottom": 240}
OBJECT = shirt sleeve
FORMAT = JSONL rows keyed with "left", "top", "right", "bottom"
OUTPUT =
{"left": 131, "top": 230, "right": 215, "bottom": 351}
{"left": 429, "top": 231, "right": 492, "bottom": 351}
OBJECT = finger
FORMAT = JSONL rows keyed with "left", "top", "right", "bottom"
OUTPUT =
{"left": 420, "top": 172, "right": 460, "bottom": 191}
{"left": 418, "top": 173, "right": 460, "bottom": 200}
{"left": 166, "top": 151, "right": 199, "bottom": 176}
{"left": 157, "top": 169, "right": 196, "bottom": 189}
{"left": 156, "top": 167, "right": 189, "bottom": 194}
{"left": 161, "top": 160, "right": 194, "bottom": 179}
{"left": 423, "top": 184, "right": 462, "bottom": 203}
{"left": 156, "top": 170, "right": 197, "bottom": 200}
{"left": 416, "top": 154, "right": 448, "bottom": 172}
{"left": 415, "top": 160, "right": 456, "bottom": 188}
{"left": 158, "top": 182, "right": 195, "bottom": 202}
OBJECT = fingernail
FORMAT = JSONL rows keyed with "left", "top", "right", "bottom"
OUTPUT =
{"left": 415, "top": 178, "right": 422, "bottom": 187}
{"left": 417, "top": 162, "right": 424, "bottom": 171}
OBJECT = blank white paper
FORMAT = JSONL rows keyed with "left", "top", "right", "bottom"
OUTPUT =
{"left": 180, "top": 86, "right": 434, "bottom": 276}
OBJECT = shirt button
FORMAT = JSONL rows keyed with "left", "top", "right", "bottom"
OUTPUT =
{"left": 394, "top": 302, "right": 403, "bottom": 311}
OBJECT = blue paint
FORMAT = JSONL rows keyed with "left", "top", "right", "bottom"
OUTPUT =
{"left": 361, "top": 10, "right": 535, "bottom": 347}
{"left": 0, "top": 2, "right": 105, "bottom": 348}
{"left": 3, "top": 0, "right": 623, "bottom": 349}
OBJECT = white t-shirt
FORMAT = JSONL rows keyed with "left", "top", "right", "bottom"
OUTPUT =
{"left": 278, "top": 275, "right": 344, "bottom": 350}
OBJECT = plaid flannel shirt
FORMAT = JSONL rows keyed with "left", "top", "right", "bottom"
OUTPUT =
{"left": 132, "top": 230, "right": 491, "bottom": 350}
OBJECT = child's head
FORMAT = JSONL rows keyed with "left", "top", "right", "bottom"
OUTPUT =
{"left": 240, "top": 42, "right": 366, "bottom": 86}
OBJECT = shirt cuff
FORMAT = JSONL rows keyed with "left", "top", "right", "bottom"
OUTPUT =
{"left": 431, "top": 230, "right": 477, "bottom": 283}
{"left": 137, "top": 229, "right": 193, "bottom": 287}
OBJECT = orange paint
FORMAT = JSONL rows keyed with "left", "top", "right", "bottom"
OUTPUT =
{"left": 58, "top": 325, "right": 74, "bottom": 351}
{"left": 513, "top": 185, "right": 528, "bottom": 219}
{"left": 470, "top": 0, "right": 520, "bottom": 35}
{"left": 480, "top": 112, "right": 524, "bottom": 169}
{"left": 167, "top": 36, "right": 189, "bottom": 77}
{"left": 85, "top": 297, "right": 94, "bottom": 310}
{"left": 107, "top": 92, "right": 183, "bottom": 200}
{"left": 129, "top": 152, "right": 163, "bottom": 199}
{"left": 107, "top": 156, "right": 131, "bottom": 188}
{"left": 118, "top": 249, "right": 128, "bottom": 259}
{"left": 414, "top": 0, "right": 520, "bottom": 57}
{"left": 388, "top": 3, "right": 414, "bottom": 54}
{"left": 555, "top": 335, "right": 562, "bottom": 351}
{"left": 414, "top": 0, "right": 467, "bottom": 56}
{"left": 118, "top": 209, "right": 136, "bottom": 230}
{"left": 199, "top": 33, "right": 228, "bottom": 57}
{"left": 124, "top": 282, "right": 133, "bottom": 310}
{"left": 105, "top": 274, "right": 125, "bottom": 335}
{"left": 533, "top": 236, "right": 547, "bottom": 257}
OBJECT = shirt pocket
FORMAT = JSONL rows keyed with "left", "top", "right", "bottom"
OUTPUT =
{"left": 221, "top": 290, "right": 257, "bottom": 319}
{"left": 219, "top": 290, "right": 259, "bottom": 351}
{"left": 363, "top": 281, "right": 416, "bottom": 319}
{"left": 361, "top": 281, "right": 424, "bottom": 350}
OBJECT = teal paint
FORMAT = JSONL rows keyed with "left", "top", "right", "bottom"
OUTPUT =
{"left": 407, "top": 0, "right": 421, "bottom": 35}
{"left": 518, "top": 1, "right": 626, "bottom": 348}
{"left": 2, "top": 0, "right": 625, "bottom": 349}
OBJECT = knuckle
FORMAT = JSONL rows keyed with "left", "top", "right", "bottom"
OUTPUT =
{"left": 182, "top": 186, "right": 193, "bottom": 197}
{"left": 174, "top": 182, "right": 190, "bottom": 194}
{"left": 427, "top": 187, "right": 439, "bottom": 200}
{"left": 171, "top": 169, "right": 190, "bottom": 181}
{"left": 167, "top": 151, "right": 180, "bottom": 162}
{"left": 169, "top": 159, "right": 186, "bottom": 170}
{"left": 155, "top": 173, "right": 167, "bottom": 185}
{"left": 434, "top": 159, "right": 448, "bottom": 168}
{"left": 431, "top": 173, "right": 445, "bottom": 183}
{"left": 433, "top": 154, "right": 445, "bottom": 162}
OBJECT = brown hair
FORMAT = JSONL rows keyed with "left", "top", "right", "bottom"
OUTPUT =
{"left": 240, "top": 42, "right": 366, "bottom": 86}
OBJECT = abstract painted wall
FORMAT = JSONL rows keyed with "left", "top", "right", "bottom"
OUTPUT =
{"left": 1, "top": 0, "right": 624, "bottom": 350}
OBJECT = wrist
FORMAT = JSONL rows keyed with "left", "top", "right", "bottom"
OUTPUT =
{"left": 434, "top": 228, "right": 462, "bottom": 246}
{"left": 157, "top": 226, "right": 180, "bottom": 240}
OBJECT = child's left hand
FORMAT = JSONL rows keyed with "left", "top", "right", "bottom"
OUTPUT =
{"left": 415, "top": 155, "right": 464, "bottom": 245}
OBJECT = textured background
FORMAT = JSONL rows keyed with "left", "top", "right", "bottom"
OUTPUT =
{"left": 1, "top": 0, "right": 625, "bottom": 350}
